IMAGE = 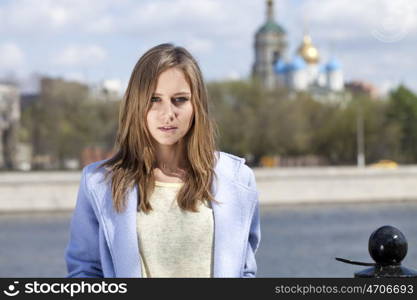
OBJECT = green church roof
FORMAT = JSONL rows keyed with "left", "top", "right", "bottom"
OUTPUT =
{"left": 257, "top": 20, "right": 285, "bottom": 35}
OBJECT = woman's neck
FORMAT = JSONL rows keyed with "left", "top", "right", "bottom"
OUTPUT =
{"left": 154, "top": 142, "right": 187, "bottom": 181}
{"left": 155, "top": 142, "right": 186, "bottom": 171}
{"left": 153, "top": 167, "right": 185, "bottom": 183}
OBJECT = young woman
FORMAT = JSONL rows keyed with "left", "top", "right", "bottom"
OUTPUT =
{"left": 65, "top": 43, "right": 260, "bottom": 278}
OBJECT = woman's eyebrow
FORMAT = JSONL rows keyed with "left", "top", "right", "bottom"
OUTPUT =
{"left": 152, "top": 92, "right": 191, "bottom": 96}
{"left": 172, "top": 92, "right": 191, "bottom": 96}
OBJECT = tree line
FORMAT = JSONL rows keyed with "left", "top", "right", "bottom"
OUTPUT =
{"left": 19, "top": 77, "right": 417, "bottom": 169}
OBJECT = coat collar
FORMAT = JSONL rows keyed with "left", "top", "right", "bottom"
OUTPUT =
{"left": 102, "top": 152, "right": 249, "bottom": 278}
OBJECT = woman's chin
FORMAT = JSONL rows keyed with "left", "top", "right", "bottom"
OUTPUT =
{"left": 156, "top": 140, "right": 180, "bottom": 146}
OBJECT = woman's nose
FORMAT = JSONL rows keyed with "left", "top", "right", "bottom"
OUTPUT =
{"left": 161, "top": 101, "right": 175, "bottom": 119}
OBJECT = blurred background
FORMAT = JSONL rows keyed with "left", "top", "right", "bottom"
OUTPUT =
{"left": 1, "top": 0, "right": 417, "bottom": 277}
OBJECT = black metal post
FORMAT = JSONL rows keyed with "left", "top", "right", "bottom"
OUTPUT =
{"left": 336, "top": 225, "right": 417, "bottom": 278}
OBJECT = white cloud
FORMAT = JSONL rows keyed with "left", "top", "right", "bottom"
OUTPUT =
{"left": 53, "top": 45, "right": 107, "bottom": 67}
{"left": 102, "top": 79, "right": 122, "bottom": 94}
{"left": 4, "top": 0, "right": 71, "bottom": 32}
{"left": 379, "top": 80, "right": 399, "bottom": 96}
{"left": 184, "top": 38, "right": 213, "bottom": 55}
{"left": 225, "top": 70, "right": 242, "bottom": 81}
{"left": 0, "top": 0, "right": 259, "bottom": 41}
{"left": 0, "top": 0, "right": 416, "bottom": 92}
{"left": 0, "top": 42, "right": 24, "bottom": 70}
{"left": 302, "top": 0, "right": 417, "bottom": 41}
{"left": 86, "top": 16, "right": 115, "bottom": 34}
{"left": 133, "top": 0, "right": 221, "bottom": 25}
{"left": 0, "top": 0, "right": 116, "bottom": 34}
{"left": 47, "top": 6, "right": 70, "bottom": 27}
{"left": 1, "top": 0, "right": 416, "bottom": 43}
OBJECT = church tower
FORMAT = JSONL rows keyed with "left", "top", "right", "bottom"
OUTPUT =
{"left": 252, "top": 0, "right": 287, "bottom": 89}
{"left": 297, "top": 33, "right": 320, "bottom": 86}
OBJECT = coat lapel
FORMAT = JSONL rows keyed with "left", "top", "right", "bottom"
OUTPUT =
{"left": 104, "top": 184, "right": 141, "bottom": 277}
{"left": 211, "top": 174, "right": 246, "bottom": 277}
{"left": 102, "top": 155, "right": 247, "bottom": 278}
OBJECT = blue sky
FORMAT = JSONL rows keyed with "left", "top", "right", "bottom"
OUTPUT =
{"left": 0, "top": 0, "right": 416, "bottom": 95}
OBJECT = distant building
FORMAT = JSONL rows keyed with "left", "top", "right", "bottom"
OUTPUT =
{"left": 39, "top": 77, "right": 89, "bottom": 97}
{"left": 20, "top": 93, "right": 39, "bottom": 111}
{"left": 252, "top": 0, "right": 345, "bottom": 100}
{"left": 0, "top": 82, "right": 20, "bottom": 169}
{"left": 345, "top": 80, "right": 379, "bottom": 99}
{"left": 252, "top": 0, "right": 287, "bottom": 90}
{"left": 90, "top": 79, "right": 123, "bottom": 101}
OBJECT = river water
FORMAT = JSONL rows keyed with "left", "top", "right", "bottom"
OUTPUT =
{"left": 1, "top": 201, "right": 416, "bottom": 277}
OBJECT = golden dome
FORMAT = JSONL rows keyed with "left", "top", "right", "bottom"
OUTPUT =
{"left": 297, "top": 34, "right": 320, "bottom": 64}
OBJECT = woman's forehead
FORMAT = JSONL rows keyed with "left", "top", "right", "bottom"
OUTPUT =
{"left": 154, "top": 68, "right": 191, "bottom": 94}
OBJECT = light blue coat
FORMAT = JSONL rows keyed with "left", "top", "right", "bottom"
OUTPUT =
{"left": 65, "top": 151, "right": 261, "bottom": 278}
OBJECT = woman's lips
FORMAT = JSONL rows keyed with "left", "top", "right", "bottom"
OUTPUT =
{"left": 158, "top": 127, "right": 177, "bottom": 132}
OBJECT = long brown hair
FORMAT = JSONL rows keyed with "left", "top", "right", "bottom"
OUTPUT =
{"left": 99, "top": 43, "right": 219, "bottom": 214}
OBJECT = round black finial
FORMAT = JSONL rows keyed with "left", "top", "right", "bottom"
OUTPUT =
{"left": 368, "top": 225, "right": 408, "bottom": 265}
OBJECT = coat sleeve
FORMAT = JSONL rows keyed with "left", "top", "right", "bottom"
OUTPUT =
{"left": 242, "top": 167, "right": 261, "bottom": 278}
{"left": 65, "top": 166, "right": 103, "bottom": 278}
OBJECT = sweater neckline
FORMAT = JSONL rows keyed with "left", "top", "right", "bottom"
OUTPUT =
{"left": 155, "top": 180, "right": 184, "bottom": 187}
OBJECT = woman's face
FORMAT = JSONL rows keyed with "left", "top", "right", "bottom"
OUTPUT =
{"left": 146, "top": 67, "right": 194, "bottom": 147}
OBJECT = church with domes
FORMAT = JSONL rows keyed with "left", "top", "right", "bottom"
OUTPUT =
{"left": 252, "top": 0, "right": 344, "bottom": 97}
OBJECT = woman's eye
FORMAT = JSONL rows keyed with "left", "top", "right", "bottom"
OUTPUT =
{"left": 150, "top": 96, "right": 189, "bottom": 103}
{"left": 172, "top": 97, "right": 189, "bottom": 102}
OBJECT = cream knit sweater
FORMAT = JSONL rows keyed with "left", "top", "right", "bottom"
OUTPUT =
{"left": 136, "top": 181, "right": 214, "bottom": 278}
